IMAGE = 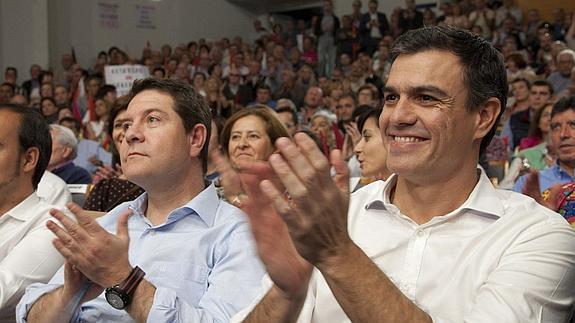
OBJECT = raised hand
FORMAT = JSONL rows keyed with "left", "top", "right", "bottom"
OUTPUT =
{"left": 213, "top": 151, "right": 312, "bottom": 299}
{"left": 46, "top": 203, "right": 134, "bottom": 288}
{"left": 262, "top": 134, "right": 352, "bottom": 267}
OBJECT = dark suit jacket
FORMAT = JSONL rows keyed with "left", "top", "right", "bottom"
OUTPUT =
{"left": 359, "top": 12, "right": 389, "bottom": 42}
{"left": 313, "top": 14, "right": 341, "bottom": 38}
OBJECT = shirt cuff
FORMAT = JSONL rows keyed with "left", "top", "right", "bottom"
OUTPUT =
{"left": 146, "top": 287, "right": 179, "bottom": 323}
{"left": 16, "top": 283, "right": 61, "bottom": 323}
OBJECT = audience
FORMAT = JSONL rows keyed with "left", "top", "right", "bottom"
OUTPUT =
{"left": 0, "top": 1, "right": 573, "bottom": 320}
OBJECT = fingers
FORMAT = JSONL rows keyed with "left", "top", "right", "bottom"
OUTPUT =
{"left": 49, "top": 208, "right": 89, "bottom": 243}
{"left": 331, "top": 149, "right": 350, "bottom": 195}
{"left": 260, "top": 179, "right": 302, "bottom": 232}
{"left": 116, "top": 209, "right": 133, "bottom": 240}
{"left": 66, "top": 203, "right": 105, "bottom": 234}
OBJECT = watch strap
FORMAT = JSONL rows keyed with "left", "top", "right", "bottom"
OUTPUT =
{"left": 118, "top": 266, "right": 146, "bottom": 296}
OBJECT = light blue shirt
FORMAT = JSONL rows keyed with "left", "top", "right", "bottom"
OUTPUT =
{"left": 513, "top": 163, "right": 575, "bottom": 194}
{"left": 16, "top": 184, "right": 265, "bottom": 322}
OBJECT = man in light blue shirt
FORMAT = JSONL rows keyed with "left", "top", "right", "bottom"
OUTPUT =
{"left": 514, "top": 96, "right": 575, "bottom": 194}
{"left": 17, "top": 78, "right": 265, "bottom": 322}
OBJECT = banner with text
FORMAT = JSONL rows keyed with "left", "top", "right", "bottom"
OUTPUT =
{"left": 105, "top": 65, "right": 150, "bottom": 96}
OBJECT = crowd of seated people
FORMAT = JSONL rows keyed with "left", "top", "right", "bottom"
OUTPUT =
{"left": 0, "top": 0, "right": 575, "bottom": 321}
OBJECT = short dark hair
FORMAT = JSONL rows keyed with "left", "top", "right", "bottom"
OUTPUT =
{"left": 532, "top": 79, "right": 554, "bottom": 96}
{"left": 129, "top": 78, "right": 211, "bottom": 173}
{"left": 551, "top": 96, "right": 575, "bottom": 119}
{"left": 276, "top": 106, "right": 298, "bottom": 126}
{"left": 5, "top": 67, "right": 17, "bottom": 76}
{"left": 106, "top": 96, "right": 131, "bottom": 166}
{"left": 59, "top": 116, "right": 82, "bottom": 134}
{"left": 95, "top": 84, "right": 116, "bottom": 100}
{"left": 390, "top": 25, "right": 507, "bottom": 155}
{"left": 0, "top": 104, "right": 51, "bottom": 189}
{"left": 1, "top": 82, "right": 15, "bottom": 93}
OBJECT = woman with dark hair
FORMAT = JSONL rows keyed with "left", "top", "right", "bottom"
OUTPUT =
{"left": 351, "top": 107, "right": 390, "bottom": 191}
{"left": 40, "top": 97, "right": 59, "bottom": 124}
{"left": 83, "top": 96, "right": 144, "bottom": 212}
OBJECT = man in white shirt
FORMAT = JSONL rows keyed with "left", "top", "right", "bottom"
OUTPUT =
{"left": 37, "top": 171, "right": 72, "bottom": 207}
{"left": 224, "top": 26, "right": 575, "bottom": 322}
{"left": 0, "top": 104, "right": 66, "bottom": 322}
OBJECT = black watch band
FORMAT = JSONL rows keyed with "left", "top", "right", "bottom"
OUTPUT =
{"left": 105, "top": 266, "right": 146, "bottom": 310}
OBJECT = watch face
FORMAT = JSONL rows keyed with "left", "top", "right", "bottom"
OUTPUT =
{"left": 106, "top": 291, "right": 126, "bottom": 310}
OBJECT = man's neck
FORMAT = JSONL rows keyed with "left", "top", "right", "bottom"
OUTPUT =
{"left": 143, "top": 171, "right": 206, "bottom": 226}
{"left": 559, "top": 160, "right": 575, "bottom": 177}
{"left": 0, "top": 185, "right": 34, "bottom": 218}
{"left": 391, "top": 162, "right": 479, "bottom": 225}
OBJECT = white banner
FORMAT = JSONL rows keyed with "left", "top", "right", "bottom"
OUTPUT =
{"left": 104, "top": 65, "right": 150, "bottom": 96}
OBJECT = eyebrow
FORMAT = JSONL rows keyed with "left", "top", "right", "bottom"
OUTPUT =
{"left": 383, "top": 85, "right": 450, "bottom": 99}
{"left": 127, "top": 108, "right": 168, "bottom": 121}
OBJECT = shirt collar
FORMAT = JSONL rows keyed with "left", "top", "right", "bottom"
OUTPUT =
{"left": 552, "top": 162, "right": 574, "bottom": 178}
{"left": 366, "top": 168, "right": 504, "bottom": 220}
{"left": 5, "top": 193, "right": 42, "bottom": 221}
{"left": 127, "top": 183, "right": 220, "bottom": 227}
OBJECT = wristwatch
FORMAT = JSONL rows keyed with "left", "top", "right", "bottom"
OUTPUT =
{"left": 105, "top": 266, "right": 146, "bottom": 310}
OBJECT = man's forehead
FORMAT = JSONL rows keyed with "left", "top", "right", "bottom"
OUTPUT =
{"left": 552, "top": 109, "right": 575, "bottom": 122}
{"left": 126, "top": 90, "right": 174, "bottom": 115}
{"left": 531, "top": 86, "right": 550, "bottom": 94}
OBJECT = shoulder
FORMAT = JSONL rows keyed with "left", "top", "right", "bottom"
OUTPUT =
{"left": 497, "top": 188, "right": 572, "bottom": 228}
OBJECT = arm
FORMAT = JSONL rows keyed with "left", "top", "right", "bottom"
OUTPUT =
{"left": 0, "top": 217, "right": 66, "bottom": 310}
{"left": 318, "top": 243, "right": 431, "bottom": 323}
{"left": 26, "top": 262, "right": 103, "bottom": 323}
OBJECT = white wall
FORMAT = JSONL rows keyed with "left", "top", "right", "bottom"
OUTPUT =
{"left": 0, "top": 0, "right": 49, "bottom": 82}
{"left": 333, "top": 0, "right": 406, "bottom": 20}
{"left": 47, "top": 0, "right": 256, "bottom": 71}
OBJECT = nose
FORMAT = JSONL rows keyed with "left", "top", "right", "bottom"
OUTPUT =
{"left": 354, "top": 138, "right": 365, "bottom": 156}
{"left": 124, "top": 122, "right": 143, "bottom": 144}
{"left": 237, "top": 135, "right": 249, "bottom": 148}
{"left": 559, "top": 125, "right": 572, "bottom": 140}
{"left": 388, "top": 97, "right": 417, "bottom": 127}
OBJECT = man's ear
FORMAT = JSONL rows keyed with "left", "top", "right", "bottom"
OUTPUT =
{"left": 21, "top": 147, "right": 39, "bottom": 174}
{"left": 474, "top": 97, "right": 501, "bottom": 140}
{"left": 61, "top": 146, "right": 73, "bottom": 160}
{"left": 189, "top": 123, "right": 208, "bottom": 158}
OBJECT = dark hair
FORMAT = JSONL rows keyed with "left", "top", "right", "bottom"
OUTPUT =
{"left": 506, "top": 52, "right": 527, "bottom": 70}
{"left": 95, "top": 84, "right": 116, "bottom": 101}
{"left": 220, "top": 106, "right": 290, "bottom": 158}
{"left": 105, "top": 96, "right": 131, "bottom": 166}
{"left": 1, "top": 82, "right": 15, "bottom": 93}
{"left": 256, "top": 84, "right": 272, "bottom": 92}
{"left": 339, "top": 92, "right": 357, "bottom": 104}
{"left": 551, "top": 96, "right": 575, "bottom": 119}
{"left": 390, "top": 25, "right": 508, "bottom": 154}
{"left": 0, "top": 104, "right": 51, "bottom": 189}
{"left": 5, "top": 67, "right": 17, "bottom": 76}
{"left": 276, "top": 106, "right": 298, "bottom": 126}
{"left": 532, "top": 79, "right": 554, "bottom": 96}
{"left": 129, "top": 78, "right": 211, "bottom": 173}
{"left": 352, "top": 104, "right": 373, "bottom": 122}
{"left": 59, "top": 116, "right": 82, "bottom": 134}
{"left": 152, "top": 67, "right": 166, "bottom": 78}
{"left": 357, "top": 107, "right": 383, "bottom": 133}
{"left": 357, "top": 83, "right": 380, "bottom": 100}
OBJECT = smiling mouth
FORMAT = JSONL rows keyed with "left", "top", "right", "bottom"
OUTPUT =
{"left": 391, "top": 136, "right": 427, "bottom": 143}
